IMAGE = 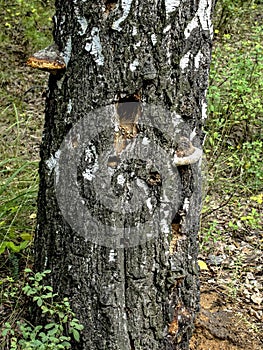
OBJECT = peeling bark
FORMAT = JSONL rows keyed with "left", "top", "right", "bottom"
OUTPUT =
{"left": 34, "top": 1, "right": 214, "bottom": 349}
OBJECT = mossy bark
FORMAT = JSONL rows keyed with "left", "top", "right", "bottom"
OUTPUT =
{"left": 34, "top": 1, "right": 214, "bottom": 349}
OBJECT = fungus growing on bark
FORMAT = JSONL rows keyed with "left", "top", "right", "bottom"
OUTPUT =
{"left": 26, "top": 44, "right": 66, "bottom": 72}
{"left": 173, "top": 136, "right": 202, "bottom": 166}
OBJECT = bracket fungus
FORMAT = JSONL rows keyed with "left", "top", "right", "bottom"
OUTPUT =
{"left": 173, "top": 136, "right": 202, "bottom": 166}
{"left": 26, "top": 44, "right": 66, "bottom": 73}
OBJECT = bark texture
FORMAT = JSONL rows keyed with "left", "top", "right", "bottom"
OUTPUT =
{"left": 34, "top": 1, "right": 214, "bottom": 349}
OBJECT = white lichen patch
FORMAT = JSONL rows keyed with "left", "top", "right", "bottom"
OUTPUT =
{"left": 112, "top": 0, "right": 133, "bottom": 31}
{"left": 165, "top": 0, "right": 180, "bottom": 15}
{"left": 129, "top": 59, "right": 139, "bottom": 72}
{"left": 67, "top": 99, "right": 72, "bottom": 114}
{"left": 56, "top": 79, "right": 63, "bottom": 90}
{"left": 184, "top": 0, "right": 213, "bottom": 39}
{"left": 46, "top": 150, "right": 61, "bottom": 183}
{"left": 44, "top": 256, "right": 48, "bottom": 269}
{"left": 194, "top": 51, "right": 203, "bottom": 69}
{"left": 109, "top": 249, "right": 116, "bottom": 262}
{"left": 201, "top": 99, "right": 208, "bottom": 120}
{"left": 166, "top": 49, "right": 172, "bottom": 66}
{"left": 160, "top": 218, "right": 170, "bottom": 234}
{"left": 161, "top": 190, "right": 172, "bottom": 205}
{"left": 190, "top": 127, "right": 197, "bottom": 141}
{"left": 163, "top": 24, "right": 171, "bottom": 33}
{"left": 85, "top": 27, "right": 104, "bottom": 66}
{"left": 83, "top": 168, "right": 97, "bottom": 181}
{"left": 82, "top": 145, "right": 99, "bottom": 180}
{"left": 136, "top": 178, "right": 148, "bottom": 192}
{"left": 179, "top": 51, "right": 191, "bottom": 72}
{"left": 132, "top": 26, "right": 137, "bottom": 36}
{"left": 151, "top": 33, "right": 157, "bottom": 46}
{"left": 62, "top": 36, "right": 72, "bottom": 66}
{"left": 171, "top": 112, "right": 183, "bottom": 129}
{"left": 46, "top": 150, "right": 61, "bottom": 173}
{"left": 77, "top": 17, "right": 88, "bottom": 36}
{"left": 146, "top": 198, "right": 153, "bottom": 212}
{"left": 142, "top": 136, "right": 150, "bottom": 145}
{"left": 117, "top": 174, "right": 126, "bottom": 186}
{"left": 183, "top": 197, "right": 190, "bottom": 212}
{"left": 45, "top": 157, "right": 56, "bottom": 172}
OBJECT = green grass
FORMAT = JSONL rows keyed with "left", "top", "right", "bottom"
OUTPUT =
{"left": 200, "top": 0, "right": 263, "bottom": 254}
{"left": 205, "top": 0, "right": 263, "bottom": 194}
{"left": 0, "top": 103, "right": 39, "bottom": 270}
{"left": 0, "top": 1, "right": 54, "bottom": 274}
{"left": 1, "top": 0, "right": 53, "bottom": 51}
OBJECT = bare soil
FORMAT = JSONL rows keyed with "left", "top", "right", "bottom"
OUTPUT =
{"left": 191, "top": 197, "right": 262, "bottom": 349}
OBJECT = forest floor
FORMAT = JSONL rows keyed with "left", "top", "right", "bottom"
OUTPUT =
{"left": 191, "top": 196, "right": 262, "bottom": 349}
{"left": 0, "top": 4, "right": 262, "bottom": 349}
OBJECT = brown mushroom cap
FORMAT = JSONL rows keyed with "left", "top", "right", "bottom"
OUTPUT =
{"left": 26, "top": 44, "right": 66, "bottom": 72}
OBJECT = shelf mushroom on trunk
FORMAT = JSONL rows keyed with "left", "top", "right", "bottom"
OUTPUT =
{"left": 173, "top": 136, "right": 202, "bottom": 166}
{"left": 26, "top": 44, "right": 66, "bottom": 73}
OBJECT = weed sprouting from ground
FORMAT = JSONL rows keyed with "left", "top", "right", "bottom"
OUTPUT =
{"left": 1, "top": 269, "right": 84, "bottom": 350}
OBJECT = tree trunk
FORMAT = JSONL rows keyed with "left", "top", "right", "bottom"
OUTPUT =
{"left": 34, "top": 1, "right": 214, "bottom": 349}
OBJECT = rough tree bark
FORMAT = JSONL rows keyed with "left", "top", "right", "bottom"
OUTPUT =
{"left": 34, "top": 1, "right": 214, "bottom": 349}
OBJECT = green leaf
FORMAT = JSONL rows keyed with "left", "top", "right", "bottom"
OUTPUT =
{"left": 72, "top": 329, "right": 80, "bottom": 342}
{"left": 61, "top": 341, "right": 71, "bottom": 348}
{"left": 20, "top": 232, "right": 32, "bottom": 241}
{"left": 47, "top": 326, "right": 60, "bottom": 337}
{"left": 44, "top": 285, "right": 53, "bottom": 291}
{"left": 6, "top": 241, "right": 21, "bottom": 253}
{"left": 44, "top": 323, "right": 56, "bottom": 330}
{"left": 42, "top": 292, "right": 53, "bottom": 299}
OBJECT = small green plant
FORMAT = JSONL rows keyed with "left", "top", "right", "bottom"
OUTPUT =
{"left": 1, "top": 269, "right": 84, "bottom": 350}
{"left": 200, "top": 220, "right": 224, "bottom": 252}
{"left": 226, "top": 256, "right": 244, "bottom": 300}
{"left": 240, "top": 208, "right": 261, "bottom": 229}
{"left": 2, "top": 0, "right": 53, "bottom": 50}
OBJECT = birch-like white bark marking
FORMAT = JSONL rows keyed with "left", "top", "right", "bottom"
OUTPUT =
{"left": 62, "top": 36, "right": 72, "bottom": 66}
{"left": 201, "top": 99, "right": 208, "bottom": 120}
{"left": 112, "top": 0, "right": 133, "bottom": 31}
{"left": 77, "top": 17, "right": 88, "bottom": 35}
{"left": 165, "top": 0, "right": 180, "bottom": 15}
{"left": 184, "top": 0, "right": 213, "bottom": 39}
{"left": 85, "top": 27, "right": 104, "bottom": 66}
{"left": 151, "top": 33, "right": 157, "bottom": 45}
{"left": 194, "top": 51, "right": 203, "bottom": 69}
{"left": 129, "top": 59, "right": 139, "bottom": 71}
{"left": 179, "top": 51, "right": 191, "bottom": 72}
